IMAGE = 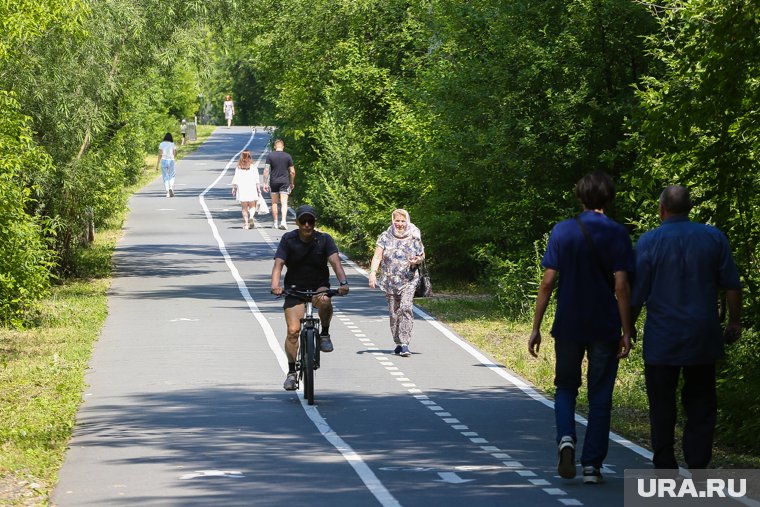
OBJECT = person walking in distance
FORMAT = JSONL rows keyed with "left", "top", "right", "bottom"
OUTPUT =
{"left": 368, "top": 209, "right": 425, "bottom": 357}
{"left": 263, "top": 139, "right": 295, "bottom": 230}
{"left": 180, "top": 119, "right": 187, "bottom": 145}
{"left": 271, "top": 205, "right": 350, "bottom": 391}
{"left": 529, "top": 171, "right": 634, "bottom": 484}
{"left": 157, "top": 133, "right": 177, "bottom": 197}
{"left": 631, "top": 185, "right": 742, "bottom": 474}
{"left": 231, "top": 149, "right": 262, "bottom": 229}
{"left": 223, "top": 94, "right": 234, "bottom": 128}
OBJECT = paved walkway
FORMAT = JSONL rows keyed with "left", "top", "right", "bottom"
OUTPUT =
{"left": 53, "top": 127, "right": 653, "bottom": 506}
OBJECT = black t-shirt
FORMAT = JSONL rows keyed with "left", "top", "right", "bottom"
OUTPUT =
{"left": 265, "top": 150, "right": 294, "bottom": 186}
{"left": 274, "top": 230, "right": 339, "bottom": 289}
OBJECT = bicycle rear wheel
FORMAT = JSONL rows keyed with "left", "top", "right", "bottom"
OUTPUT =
{"left": 304, "top": 328, "right": 316, "bottom": 405}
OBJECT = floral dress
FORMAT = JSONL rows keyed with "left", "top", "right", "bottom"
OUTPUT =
{"left": 377, "top": 230, "right": 424, "bottom": 295}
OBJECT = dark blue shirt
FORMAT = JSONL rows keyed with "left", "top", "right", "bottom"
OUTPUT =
{"left": 542, "top": 211, "right": 634, "bottom": 342}
{"left": 632, "top": 217, "right": 741, "bottom": 365}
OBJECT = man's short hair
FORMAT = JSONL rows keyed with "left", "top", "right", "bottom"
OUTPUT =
{"left": 659, "top": 185, "right": 692, "bottom": 215}
{"left": 274, "top": 139, "right": 285, "bottom": 148}
{"left": 575, "top": 171, "right": 615, "bottom": 210}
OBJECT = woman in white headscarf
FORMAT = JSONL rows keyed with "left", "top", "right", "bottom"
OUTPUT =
{"left": 368, "top": 209, "right": 425, "bottom": 357}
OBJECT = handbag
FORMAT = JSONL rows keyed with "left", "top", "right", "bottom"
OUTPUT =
{"left": 414, "top": 260, "right": 433, "bottom": 297}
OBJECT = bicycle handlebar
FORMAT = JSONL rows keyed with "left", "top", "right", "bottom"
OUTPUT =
{"left": 272, "top": 287, "right": 343, "bottom": 300}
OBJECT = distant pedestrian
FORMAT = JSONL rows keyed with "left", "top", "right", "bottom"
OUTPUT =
{"left": 529, "top": 171, "right": 633, "bottom": 484}
{"left": 368, "top": 209, "right": 425, "bottom": 357}
{"left": 262, "top": 139, "right": 295, "bottom": 230}
{"left": 223, "top": 95, "right": 234, "bottom": 128}
{"left": 180, "top": 119, "right": 187, "bottom": 145}
{"left": 632, "top": 185, "right": 742, "bottom": 473}
{"left": 157, "top": 133, "right": 177, "bottom": 197}
{"left": 231, "top": 149, "right": 262, "bottom": 229}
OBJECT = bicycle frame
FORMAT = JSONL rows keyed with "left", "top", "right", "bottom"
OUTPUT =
{"left": 281, "top": 287, "right": 339, "bottom": 405}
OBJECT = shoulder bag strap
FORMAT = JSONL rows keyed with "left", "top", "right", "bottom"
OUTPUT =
{"left": 575, "top": 216, "right": 615, "bottom": 292}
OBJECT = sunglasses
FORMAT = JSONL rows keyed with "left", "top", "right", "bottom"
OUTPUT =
{"left": 298, "top": 216, "right": 315, "bottom": 226}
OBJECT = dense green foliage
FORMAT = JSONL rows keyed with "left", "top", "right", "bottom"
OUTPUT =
{"left": 220, "top": 0, "right": 756, "bottom": 324}
{"left": 0, "top": 92, "right": 55, "bottom": 326}
{"left": 0, "top": 0, "right": 232, "bottom": 324}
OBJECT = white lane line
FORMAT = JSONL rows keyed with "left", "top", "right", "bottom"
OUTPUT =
{"left": 345, "top": 254, "right": 652, "bottom": 462}
{"left": 199, "top": 130, "right": 400, "bottom": 507}
{"left": 342, "top": 297, "right": 582, "bottom": 504}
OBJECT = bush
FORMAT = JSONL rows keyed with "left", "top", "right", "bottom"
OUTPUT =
{"left": 716, "top": 328, "right": 760, "bottom": 450}
{"left": 0, "top": 92, "right": 55, "bottom": 326}
{"left": 477, "top": 236, "right": 548, "bottom": 320}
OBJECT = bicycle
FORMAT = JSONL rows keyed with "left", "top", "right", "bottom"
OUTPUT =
{"left": 277, "top": 287, "right": 341, "bottom": 405}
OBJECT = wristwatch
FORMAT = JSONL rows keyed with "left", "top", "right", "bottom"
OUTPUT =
{"left": 339, "top": 280, "right": 349, "bottom": 286}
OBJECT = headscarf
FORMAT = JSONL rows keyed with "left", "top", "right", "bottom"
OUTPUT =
{"left": 387, "top": 208, "right": 421, "bottom": 240}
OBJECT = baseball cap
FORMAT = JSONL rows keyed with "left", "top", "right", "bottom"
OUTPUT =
{"left": 296, "top": 205, "right": 317, "bottom": 221}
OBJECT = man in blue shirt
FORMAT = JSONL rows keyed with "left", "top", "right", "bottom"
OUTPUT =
{"left": 529, "top": 172, "right": 634, "bottom": 484}
{"left": 632, "top": 185, "right": 742, "bottom": 472}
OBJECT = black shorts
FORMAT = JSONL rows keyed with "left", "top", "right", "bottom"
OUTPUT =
{"left": 283, "top": 286, "right": 330, "bottom": 309}
{"left": 270, "top": 181, "right": 291, "bottom": 195}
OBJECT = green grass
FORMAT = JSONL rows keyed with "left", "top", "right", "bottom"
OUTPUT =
{"left": 0, "top": 125, "right": 216, "bottom": 505}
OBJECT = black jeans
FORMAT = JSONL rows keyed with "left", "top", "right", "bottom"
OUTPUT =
{"left": 644, "top": 363, "right": 717, "bottom": 470}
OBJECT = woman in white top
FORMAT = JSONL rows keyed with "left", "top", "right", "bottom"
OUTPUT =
{"left": 223, "top": 95, "right": 234, "bottom": 128}
{"left": 157, "top": 133, "right": 177, "bottom": 197}
{"left": 231, "top": 149, "right": 262, "bottom": 229}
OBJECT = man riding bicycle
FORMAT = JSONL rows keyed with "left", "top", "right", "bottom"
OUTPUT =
{"left": 271, "top": 205, "right": 350, "bottom": 391}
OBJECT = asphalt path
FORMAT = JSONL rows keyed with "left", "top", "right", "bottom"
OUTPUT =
{"left": 53, "top": 127, "right": 654, "bottom": 506}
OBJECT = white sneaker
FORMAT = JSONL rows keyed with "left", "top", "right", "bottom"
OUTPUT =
{"left": 279, "top": 221, "right": 287, "bottom": 230}
{"left": 272, "top": 221, "right": 278, "bottom": 229}
{"left": 165, "top": 191, "right": 171, "bottom": 197}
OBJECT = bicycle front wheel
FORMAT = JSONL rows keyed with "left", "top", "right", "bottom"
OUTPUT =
{"left": 304, "top": 328, "right": 316, "bottom": 405}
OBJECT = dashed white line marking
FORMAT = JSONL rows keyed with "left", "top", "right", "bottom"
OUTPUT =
{"left": 543, "top": 488, "right": 567, "bottom": 496}
{"left": 201, "top": 132, "right": 399, "bottom": 507}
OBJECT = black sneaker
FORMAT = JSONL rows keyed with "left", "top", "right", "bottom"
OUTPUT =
{"left": 394, "top": 345, "right": 403, "bottom": 355}
{"left": 283, "top": 372, "right": 298, "bottom": 391}
{"left": 582, "top": 466, "right": 603, "bottom": 484}
{"left": 319, "top": 333, "right": 334, "bottom": 353}
{"left": 557, "top": 436, "right": 576, "bottom": 479}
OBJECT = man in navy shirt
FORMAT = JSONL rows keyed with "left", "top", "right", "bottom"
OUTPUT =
{"left": 529, "top": 171, "right": 634, "bottom": 484}
{"left": 632, "top": 185, "right": 742, "bottom": 472}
